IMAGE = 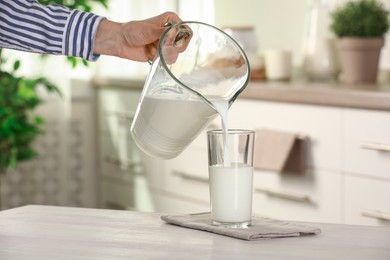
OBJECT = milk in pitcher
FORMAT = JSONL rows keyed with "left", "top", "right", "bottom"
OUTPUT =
{"left": 131, "top": 95, "right": 217, "bottom": 159}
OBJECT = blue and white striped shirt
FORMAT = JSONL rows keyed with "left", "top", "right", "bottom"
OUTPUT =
{"left": 0, "top": 0, "right": 105, "bottom": 61}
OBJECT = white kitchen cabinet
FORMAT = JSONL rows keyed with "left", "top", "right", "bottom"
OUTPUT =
{"left": 100, "top": 178, "right": 136, "bottom": 210}
{"left": 97, "top": 88, "right": 140, "bottom": 134}
{"left": 229, "top": 99, "right": 343, "bottom": 172}
{"left": 343, "top": 108, "right": 390, "bottom": 180}
{"left": 229, "top": 99, "right": 389, "bottom": 226}
{"left": 341, "top": 108, "right": 390, "bottom": 226}
{"left": 157, "top": 118, "right": 219, "bottom": 214}
{"left": 97, "top": 87, "right": 162, "bottom": 211}
{"left": 227, "top": 99, "right": 343, "bottom": 223}
{"left": 252, "top": 169, "right": 342, "bottom": 223}
{"left": 163, "top": 146, "right": 209, "bottom": 203}
{"left": 98, "top": 135, "right": 141, "bottom": 182}
{"left": 343, "top": 174, "right": 390, "bottom": 226}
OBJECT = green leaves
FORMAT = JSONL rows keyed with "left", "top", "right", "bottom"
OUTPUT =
{"left": 67, "top": 56, "right": 90, "bottom": 68}
{"left": 38, "top": 0, "right": 108, "bottom": 12}
{"left": 13, "top": 60, "right": 20, "bottom": 71}
{"left": 330, "top": 0, "right": 390, "bottom": 37}
{"left": 0, "top": 68, "right": 61, "bottom": 173}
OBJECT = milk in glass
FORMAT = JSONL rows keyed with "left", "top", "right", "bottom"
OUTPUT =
{"left": 209, "top": 164, "right": 253, "bottom": 223}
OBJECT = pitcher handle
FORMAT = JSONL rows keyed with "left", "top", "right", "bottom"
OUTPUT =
{"left": 148, "top": 22, "right": 192, "bottom": 65}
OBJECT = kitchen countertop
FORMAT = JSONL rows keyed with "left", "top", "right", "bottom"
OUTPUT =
{"left": 0, "top": 205, "right": 389, "bottom": 259}
{"left": 92, "top": 77, "right": 390, "bottom": 111}
{"left": 241, "top": 80, "right": 390, "bottom": 111}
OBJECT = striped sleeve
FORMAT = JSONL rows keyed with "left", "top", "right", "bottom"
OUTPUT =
{"left": 0, "top": 0, "right": 105, "bottom": 61}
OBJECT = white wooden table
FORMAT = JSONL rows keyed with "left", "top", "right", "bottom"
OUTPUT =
{"left": 0, "top": 205, "right": 389, "bottom": 259}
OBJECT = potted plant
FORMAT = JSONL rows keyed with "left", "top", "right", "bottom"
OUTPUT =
{"left": 0, "top": 57, "right": 61, "bottom": 174}
{"left": 330, "top": 0, "right": 390, "bottom": 84}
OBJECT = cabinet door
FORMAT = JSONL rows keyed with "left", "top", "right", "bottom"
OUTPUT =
{"left": 252, "top": 169, "right": 342, "bottom": 223}
{"left": 97, "top": 88, "right": 160, "bottom": 212}
{"left": 229, "top": 99, "right": 343, "bottom": 171}
{"left": 163, "top": 146, "right": 210, "bottom": 204}
{"left": 344, "top": 175, "right": 390, "bottom": 226}
{"left": 228, "top": 99, "right": 343, "bottom": 223}
{"left": 97, "top": 88, "right": 142, "bottom": 184}
{"left": 101, "top": 177, "right": 155, "bottom": 212}
{"left": 98, "top": 135, "right": 139, "bottom": 182}
{"left": 97, "top": 88, "right": 140, "bottom": 135}
{"left": 343, "top": 109, "right": 390, "bottom": 180}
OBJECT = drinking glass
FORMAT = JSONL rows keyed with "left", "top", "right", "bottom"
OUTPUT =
{"left": 207, "top": 129, "right": 255, "bottom": 228}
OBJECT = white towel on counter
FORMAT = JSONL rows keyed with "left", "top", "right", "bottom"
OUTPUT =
{"left": 161, "top": 212, "right": 321, "bottom": 241}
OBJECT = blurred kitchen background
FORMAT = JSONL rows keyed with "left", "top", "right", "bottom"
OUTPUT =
{"left": 1, "top": 0, "right": 389, "bottom": 227}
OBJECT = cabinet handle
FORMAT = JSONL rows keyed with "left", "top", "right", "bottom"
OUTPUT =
{"left": 105, "top": 155, "right": 140, "bottom": 169}
{"left": 172, "top": 171, "right": 209, "bottom": 184}
{"left": 255, "top": 188, "right": 312, "bottom": 203}
{"left": 361, "top": 142, "right": 390, "bottom": 152}
{"left": 361, "top": 209, "right": 390, "bottom": 222}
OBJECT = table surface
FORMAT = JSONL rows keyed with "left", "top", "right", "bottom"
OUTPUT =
{"left": 0, "top": 205, "right": 389, "bottom": 260}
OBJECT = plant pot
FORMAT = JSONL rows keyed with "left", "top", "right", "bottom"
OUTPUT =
{"left": 338, "top": 37, "right": 384, "bottom": 84}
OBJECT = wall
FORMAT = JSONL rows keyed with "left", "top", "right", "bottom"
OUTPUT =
{"left": 214, "top": 0, "right": 307, "bottom": 66}
{"left": 213, "top": 0, "right": 390, "bottom": 70}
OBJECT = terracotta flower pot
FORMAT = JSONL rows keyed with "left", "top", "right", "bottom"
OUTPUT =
{"left": 338, "top": 37, "right": 384, "bottom": 84}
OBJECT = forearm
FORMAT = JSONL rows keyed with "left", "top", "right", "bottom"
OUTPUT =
{"left": 93, "top": 19, "right": 123, "bottom": 58}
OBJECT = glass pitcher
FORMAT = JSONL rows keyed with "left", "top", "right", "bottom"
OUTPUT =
{"left": 131, "top": 22, "right": 250, "bottom": 159}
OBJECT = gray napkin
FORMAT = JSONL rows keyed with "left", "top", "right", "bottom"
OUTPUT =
{"left": 161, "top": 212, "right": 321, "bottom": 241}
